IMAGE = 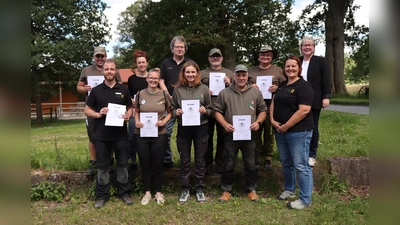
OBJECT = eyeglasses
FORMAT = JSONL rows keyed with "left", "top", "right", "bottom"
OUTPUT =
{"left": 148, "top": 77, "right": 159, "bottom": 80}
{"left": 302, "top": 44, "right": 314, "bottom": 47}
{"left": 209, "top": 55, "right": 221, "bottom": 59}
{"left": 174, "top": 46, "right": 185, "bottom": 49}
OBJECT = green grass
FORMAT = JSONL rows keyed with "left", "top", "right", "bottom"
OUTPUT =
{"left": 31, "top": 111, "right": 369, "bottom": 224}
{"left": 330, "top": 84, "right": 369, "bottom": 106}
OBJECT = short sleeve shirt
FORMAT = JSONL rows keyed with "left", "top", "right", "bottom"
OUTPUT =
{"left": 86, "top": 82, "right": 132, "bottom": 141}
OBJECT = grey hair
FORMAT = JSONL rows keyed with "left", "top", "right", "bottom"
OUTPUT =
{"left": 170, "top": 36, "right": 188, "bottom": 52}
{"left": 299, "top": 36, "right": 315, "bottom": 54}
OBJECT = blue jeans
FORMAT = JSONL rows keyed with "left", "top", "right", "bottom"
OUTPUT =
{"left": 128, "top": 117, "right": 137, "bottom": 162}
{"left": 275, "top": 130, "right": 313, "bottom": 205}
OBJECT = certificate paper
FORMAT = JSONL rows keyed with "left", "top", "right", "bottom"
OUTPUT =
{"left": 87, "top": 76, "right": 104, "bottom": 95}
{"left": 139, "top": 112, "right": 158, "bottom": 137}
{"left": 232, "top": 115, "right": 251, "bottom": 141}
{"left": 209, "top": 73, "right": 226, "bottom": 96}
{"left": 256, "top": 76, "right": 273, "bottom": 99}
{"left": 181, "top": 100, "right": 200, "bottom": 126}
{"left": 105, "top": 103, "right": 126, "bottom": 127}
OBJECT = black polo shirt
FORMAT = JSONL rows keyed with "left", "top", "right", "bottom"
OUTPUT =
{"left": 86, "top": 82, "right": 132, "bottom": 141}
{"left": 160, "top": 56, "right": 192, "bottom": 96}
{"left": 273, "top": 78, "right": 314, "bottom": 132}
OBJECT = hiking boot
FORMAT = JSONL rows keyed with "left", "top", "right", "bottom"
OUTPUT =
{"left": 287, "top": 199, "right": 308, "bottom": 210}
{"left": 179, "top": 191, "right": 190, "bottom": 204}
{"left": 154, "top": 193, "right": 165, "bottom": 205}
{"left": 121, "top": 195, "right": 133, "bottom": 205}
{"left": 277, "top": 190, "right": 296, "bottom": 200}
{"left": 141, "top": 193, "right": 152, "bottom": 205}
{"left": 309, "top": 158, "right": 316, "bottom": 167}
{"left": 196, "top": 190, "right": 206, "bottom": 203}
{"left": 247, "top": 190, "right": 259, "bottom": 202}
{"left": 219, "top": 191, "right": 231, "bottom": 203}
{"left": 86, "top": 160, "right": 97, "bottom": 176}
{"left": 94, "top": 199, "right": 106, "bottom": 208}
{"left": 264, "top": 160, "right": 272, "bottom": 170}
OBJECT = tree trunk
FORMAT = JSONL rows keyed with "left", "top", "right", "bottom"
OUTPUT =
{"left": 326, "top": 0, "right": 348, "bottom": 94}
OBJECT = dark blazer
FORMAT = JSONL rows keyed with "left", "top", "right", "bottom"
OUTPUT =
{"left": 300, "top": 55, "right": 331, "bottom": 109}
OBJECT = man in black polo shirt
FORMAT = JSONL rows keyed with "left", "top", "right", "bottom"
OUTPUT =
{"left": 85, "top": 59, "right": 133, "bottom": 208}
{"left": 159, "top": 36, "right": 192, "bottom": 169}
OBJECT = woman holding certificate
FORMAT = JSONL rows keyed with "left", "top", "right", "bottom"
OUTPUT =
{"left": 171, "top": 61, "right": 212, "bottom": 204}
{"left": 270, "top": 55, "right": 314, "bottom": 209}
{"left": 134, "top": 68, "right": 172, "bottom": 205}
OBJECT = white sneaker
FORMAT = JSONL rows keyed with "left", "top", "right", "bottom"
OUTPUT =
{"left": 154, "top": 193, "right": 165, "bottom": 205}
{"left": 309, "top": 158, "right": 316, "bottom": 167}
{"left": 141, "top": 193, "right": 152, "bottom": 205}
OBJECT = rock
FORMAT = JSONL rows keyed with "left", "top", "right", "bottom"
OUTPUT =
{"left": 326, "top": 156, "right": 369, "bottom": 188}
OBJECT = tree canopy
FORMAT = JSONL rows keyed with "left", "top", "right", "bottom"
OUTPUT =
{"left": 31, "top": 0, "right": 111, "bottom": 124}
{"left": 113, "top": 0, "right": 299, "bottom": 70}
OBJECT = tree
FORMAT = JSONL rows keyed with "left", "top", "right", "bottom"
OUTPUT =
{"left": 31, "top": 0, "right": 111, "bottom": 125}
{"left": 298, "top": 0, "right": 369, "bottom": 94}
{"left": 114, "top": 0, "right": 299, "bottom": 71}
{"left": 346, "top": 34, "right": 369, "bottom": 84}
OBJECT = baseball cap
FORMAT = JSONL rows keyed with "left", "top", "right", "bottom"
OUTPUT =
{"left": 234, "top": 64, "right": 248, "bottom": 73}
{"left": 209, "top": 48, "right": 222, "bottom": 56}
{"left": 258, "top": 45, "right": 278, "bottom": 59}
{"left": 93, "top": 46, "right": 106, "bottom": 56}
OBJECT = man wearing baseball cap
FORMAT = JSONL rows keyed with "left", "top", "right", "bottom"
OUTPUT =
{"left": 248, "top": 45, "right": 286, "bottom": 171}
{"left": 214, "top": 64, "right": 267, "bottom": 203}
{"left": 77, "top": 46, "right": 122, "bottom": 176}
{"left": 200, "top": 48, "right": 233, "bottom": 174}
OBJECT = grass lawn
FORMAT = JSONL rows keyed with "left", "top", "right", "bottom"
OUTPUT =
{"left": 31, "top": 110, "right": 369, "bottom": 224}
{"left": 330, "top": 84, "right": 369, "bottom": 106}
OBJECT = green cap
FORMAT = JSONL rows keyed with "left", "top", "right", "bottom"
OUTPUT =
{"left": 234, "top": 64, "right": 248, "bottom": 73}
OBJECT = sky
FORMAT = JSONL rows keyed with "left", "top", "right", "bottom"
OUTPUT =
{"left": 103, "top": 0, "right": 369, "bottom": 58}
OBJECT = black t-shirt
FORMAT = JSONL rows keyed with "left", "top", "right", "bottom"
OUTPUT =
{"left": 127, "top": 74, "right": 148, "bottom": 98}
{"left": 273, "top": 78, "right": 314, "bottom": 132}
{"left": 86, "top": 82, "right": 132, "bottom": 141}
{"left": 160, "top": 56, "right": 192, "bottom": 96}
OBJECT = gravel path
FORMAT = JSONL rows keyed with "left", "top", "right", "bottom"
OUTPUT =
{"left": 324, "top": 104, "right": 369, "bottom": 115}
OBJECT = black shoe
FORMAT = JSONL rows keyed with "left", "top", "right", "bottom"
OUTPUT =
{"left": 86, "top": 160, "right": 97, "bottom": 176}
{"left": 121, "top": 195, "right": 133, "bottom": 205}
{"left": 94, "top": 199, "right": 106, "bottom": 208}
{"left": 163, "top": 162, "right": 173, "bottom": 170}
{"left": 264, "top": 160, "right": 272, "bottom": 170}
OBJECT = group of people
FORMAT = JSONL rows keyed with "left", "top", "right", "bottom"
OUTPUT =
{"left": 78, "top": 35, "right": 331, "bottom": 210}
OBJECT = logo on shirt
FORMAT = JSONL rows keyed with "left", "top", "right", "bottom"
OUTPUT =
{"left": 115, "top": 92, "right": 124, "bottom": 98}
{"left": 247, "top": 100, "right": 255, "bottom": 110}
{"left": 141, "top": 99, "right": 146, "bottom": 105}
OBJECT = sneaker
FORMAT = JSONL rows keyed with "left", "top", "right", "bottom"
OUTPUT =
{"left": 154, "top": 193, "right": 165, "bottom": 205}
{"left": 247, "top": 190, "right": 259, "bottom": 202}
{"left": 218, "top": 191, "right": 231, "bottom": 203}
{"left": 94, "top": 199, "right": 106, "bottom": 208}
{"left": 277, "top": 190, "right": 296, "bottom": 200}
{"left": 86, "top": 160, "right": 97, "bottom": 176}
{"left": 141, "top": 193, "right": 152, "bottom": 205}
{"left": 179, "top": 191, "right": 190, "bottom": 204}
{"left": 196, "top": 190, "right": 206, "bottom": 203}
{"left": 121, "top": 195, "right": 133, "bottom": 205}
{"left": 264, "top": 160, "right": 272, "bottom": 169}
{"left": 309, "top": 158, "right": 316, "bottom": 167}
{"left": 287, "top": 199, "right": 308, "bottom": 210}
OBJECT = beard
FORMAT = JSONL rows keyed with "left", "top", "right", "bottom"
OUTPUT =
{"left": 104, "top": 74, "right": 115, "bottom": 81}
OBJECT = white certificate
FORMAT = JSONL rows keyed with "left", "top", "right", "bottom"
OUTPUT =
{"left": 209, "top": 72, "right": 226, "bottom": 96}
{"left": 256, "top": 76, "right": 273, "bottom": 99}
{"left": 139, "top": 112, "right": 158, "bottom": 137}
{"left": 87, "top": 76, "right": 104, "bottom": 95}
{"left": 181, "top": 99, "right": 200, "bottom": 126}
{"left": 232, "top": 115, "right": 251, "bottom": 141}
{"left": 105, "top": 103, "right": 126, "bottom": 127}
